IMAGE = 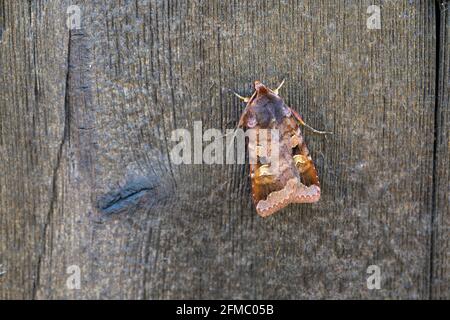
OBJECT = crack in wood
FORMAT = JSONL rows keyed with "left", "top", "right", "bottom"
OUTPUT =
{"left": 96, "top": 176, "right": 166, "bottom": 215}
{"left": 429, "top": 0, "right": 447, "bottom": 300}
{"left": 31, "top": 28, "right": 73, "bottom": 300}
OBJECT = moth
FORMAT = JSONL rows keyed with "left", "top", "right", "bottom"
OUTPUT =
{"left": 234, "top": 80, "right": 331, "bottom": 217}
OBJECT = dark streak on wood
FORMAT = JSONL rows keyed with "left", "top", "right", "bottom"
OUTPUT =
{"left": 431, "top": 0, "right": 449, "bottom": 300}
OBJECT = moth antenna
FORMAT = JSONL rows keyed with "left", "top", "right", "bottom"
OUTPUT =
{"left": 233, "top": 91, "right": 250, "bottom": 103}
{"left": 273, "top": 79, "right": 286, "bottom": 95}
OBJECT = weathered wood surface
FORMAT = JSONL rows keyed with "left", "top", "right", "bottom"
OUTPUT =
{"left": 432, "top": 1, "right": 449, "bottom": 299}
{"left": 0, "top": 0, "right": 448, "bottom": 299}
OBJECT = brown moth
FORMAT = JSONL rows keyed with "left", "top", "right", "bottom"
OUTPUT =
{"left": 234, "top": 80, "right": 330, "bottom": 217}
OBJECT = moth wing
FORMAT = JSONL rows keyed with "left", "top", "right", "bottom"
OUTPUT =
{"left": 291, "top": 130, "right": 320, "bottom": 187}
{"left": 288, "top": 107, "right": 306, "bottom": 126}
{"left": 249, "top": 116, "right": 321, "bottom": 217}
{"left": 249, "top": 163, "right": 283, "bottom": 204}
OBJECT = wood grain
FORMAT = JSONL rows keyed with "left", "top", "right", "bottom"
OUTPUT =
{"left": 0, "top": 0, "right": 447, "bottom": 299}
{"left": 431, "top": 1, "right": 449, "bottom": 300}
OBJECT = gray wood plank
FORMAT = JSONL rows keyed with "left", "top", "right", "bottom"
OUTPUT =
{"left": 0, "top": 0, "right": 441, "bottom": 299}
{"left": 0, "top": 0, "right": 70, "bottom": 299}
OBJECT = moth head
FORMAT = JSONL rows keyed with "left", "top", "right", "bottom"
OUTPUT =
{"left": 254, "top": 81, "right": 269, "bottom": 95}
{"left": 254, "top": 80, "right": 285, "bottom": 98}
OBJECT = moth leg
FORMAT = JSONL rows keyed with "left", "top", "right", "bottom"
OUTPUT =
{"left": 289, "top": 107, "right": 333, "bottom": 136}
{"left": 273, "top": 79, "right": 285, "bottom": 95}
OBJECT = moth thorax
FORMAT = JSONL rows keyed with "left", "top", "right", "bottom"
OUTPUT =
{"left": 293, "top": 155, "right": 311, "bottom": 173}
